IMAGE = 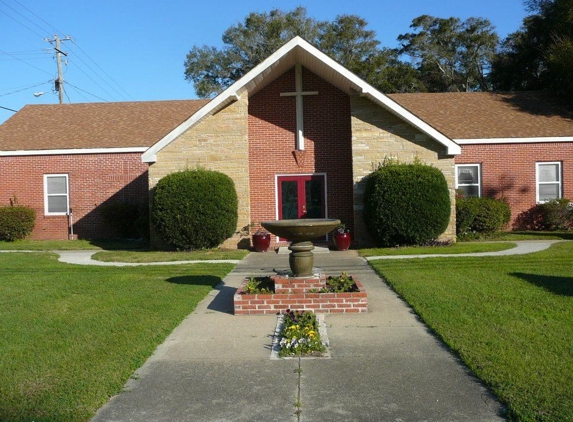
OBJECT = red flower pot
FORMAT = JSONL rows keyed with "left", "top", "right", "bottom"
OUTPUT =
{"left": 252, "top": 233, "right": 271, "bottom": 252}
{"left": 333, "top": 232, "right": 351, "bottom": 251}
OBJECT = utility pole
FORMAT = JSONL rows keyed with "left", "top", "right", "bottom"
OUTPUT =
{"left": 45, "top": 35, "right": 71, "bottom": 104}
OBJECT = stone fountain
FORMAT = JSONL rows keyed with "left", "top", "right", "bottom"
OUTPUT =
{"left": 234, "top": 218, "right": 369, "bottom": 315}
{"left": 261, "top": 218, "right": 340, "bottom": 276}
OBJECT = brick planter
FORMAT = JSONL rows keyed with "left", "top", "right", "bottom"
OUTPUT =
{"left": 234, "top": 274, "right": 368, "bottom": 315}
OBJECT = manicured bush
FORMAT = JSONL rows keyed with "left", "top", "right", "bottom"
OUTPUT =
{"left": 456, "top": 196, "right": 511, "bottom": 235}
{"left": 0, "top": 206, "right": 36, "bottom": 241}
{"left": 537, "top": 198, "right": 573, "bottom": 230}
{"left": 151, "top": 168, "right": 238, "bottom": 250}
{"left": 363, "top": 162, "right": 451, "bottom": 246}
{"left": 100, "top": 202, "right": 140, "bottom": 238}
{"left": 455, "top": 196, "right": 480, "bottom": 235}
{"left": 472, "top": 197, "right": 511, "bottom": 233}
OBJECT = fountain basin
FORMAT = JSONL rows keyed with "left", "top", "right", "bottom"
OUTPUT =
{"left": 261, "top": 218, "right": 340, "bottom": 242}
{"left": 261, "top": 219, "right": 340, "bottom": 276}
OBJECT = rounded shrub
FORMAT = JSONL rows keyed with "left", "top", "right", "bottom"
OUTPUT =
{"left": 471, "top": 197, "right": 511, "bottom": 233}
{"left": 151, "top": 168, "right": 238, "bottom": 250}
{"left": 537, "top": 198, "right": 573, "bottom": 230}
{"left": 363, "top": 162, "right": 451, "bottom": 246}
{"left": 455, "top": 196, "right": 480, "bottom": 235}
{"left": 456, "top": 196, "right": 511, "bottom": 236}
{"left": 0, "top": 206, "right": 36, "bottom": 241}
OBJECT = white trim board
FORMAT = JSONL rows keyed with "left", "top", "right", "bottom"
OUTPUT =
{"left": 455, "top": 137, "right": 573, "bottom": 145}
{"left": 0, "top": 147, "right": 148, "bottom": 157}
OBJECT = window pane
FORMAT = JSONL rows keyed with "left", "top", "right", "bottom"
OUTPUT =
{"left": 47, "top": 176, "right": 67, "bottom": 194}
{"left": 305, "top": 180, "right": 323, "bottom": 218}
{"left": 538, "top": 164, "right": 559, "bottom": 183}
{"left": 281, "top": 181, "right": 298, "bottom": 219}
{"left": 457, "top": 166, "right": 478, "bottom": 184}
{"left": 539, "top": 184, "right": 559, "bottom": 201}
{"left": 48, "top": 195, "right": 68, "bottom": 213}
{"left": 458, "top": 185, "right": 480, "bottom": 198}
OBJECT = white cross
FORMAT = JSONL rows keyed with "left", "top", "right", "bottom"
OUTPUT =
{"left": 280, "top": 64, "right": 318, "bottom": 151}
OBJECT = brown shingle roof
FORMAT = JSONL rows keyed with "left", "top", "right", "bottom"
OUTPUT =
{"left": 388, "top": 91, "right": 573, "bottom": 140}
{"left": 0, "top": 99, "right": 210, "bottom": 151}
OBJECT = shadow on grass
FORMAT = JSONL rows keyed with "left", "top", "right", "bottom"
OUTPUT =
{"left": 511, "top": 272, "right": 573, "bottom": 296}
{"left": 166, "top": 275, "right": 222, "bottom": 286}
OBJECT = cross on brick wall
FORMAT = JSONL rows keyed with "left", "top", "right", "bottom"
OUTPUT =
{"left": 280, "top": 64, "right": 318, "bottom": 151}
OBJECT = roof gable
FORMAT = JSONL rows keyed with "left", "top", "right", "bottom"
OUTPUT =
{"left": 0, "top": 100, "right": 209, "bottom": 153}
{"left": 142, "top": 37, "right": 461, "bottom": 162}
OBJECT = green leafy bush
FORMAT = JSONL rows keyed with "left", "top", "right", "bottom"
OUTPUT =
{"left": 521, "top": 198, "right": 573, "bottom": 231}
{"left": 456, "top": 196, "right": 511, "bottom": 236}
{"left": 455, "top": 195, "right": 480, "bottom": 234}
{"left": 538, "top": 199, "right": 573, "bottom": 230}
{"left": 151, "top": 168, "right": 238, "bottom": 250}
{"left": 100, "top": 202, "right": 140, "bottom": 238}
{"left": 0, "top": 206, "right": 36, "bottom": 241}
{"left": 363, "top": 162, "right": 451, "bottom": 246}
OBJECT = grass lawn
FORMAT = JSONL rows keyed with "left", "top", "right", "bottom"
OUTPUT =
{"left": 0, "top": 252, "right": 235, "bottom": 422}
{"left": 369, "top": 241, "right": 573, "bottom": 421}
{"left": 0, "top": 239, "right": 145, "bottom": 251}
{"left": 360, "top": 242, "right": 515, "bottom": 257}
{"left": 92, "top": 249, "right": 249, "bottom": 263}
{"left": 462, "top": 231, "right": 573, "bottom": 242}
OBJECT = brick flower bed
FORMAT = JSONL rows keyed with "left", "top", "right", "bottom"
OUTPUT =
{"left": 234, "top": 274, "right": 368, "bottom": 315}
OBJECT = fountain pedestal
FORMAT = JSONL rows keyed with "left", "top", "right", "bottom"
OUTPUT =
{"left": 288, "top": 241, "right": 315, "bottom": 276}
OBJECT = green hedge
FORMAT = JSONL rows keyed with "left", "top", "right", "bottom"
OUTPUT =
{"left": 363, "top": 162, "right": 451, "bottom": 246}
{"left": 515, "top": 198, "right": 573, "bottom": 231}
{"left": 456, "top": 196, "right": 511, "bottom": 235}
{"left": 0, "top": 206, "right": 36, "bottom": 241}
{"left": 151, "top": 168, "right": 238, "bottom": 250}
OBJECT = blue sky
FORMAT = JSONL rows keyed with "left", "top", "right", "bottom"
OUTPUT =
{"left": 1, "top": 0, "right": 528, "bottom": 123}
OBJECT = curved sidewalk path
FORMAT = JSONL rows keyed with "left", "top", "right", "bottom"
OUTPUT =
{"left": 0, "top": 240, "right": 564, "bottom": 267}
{"left": 366, "top": 239, "right": 565, "bottom": 261}
{"left": 56, "top": 250, "right": 242, "bottom": 266}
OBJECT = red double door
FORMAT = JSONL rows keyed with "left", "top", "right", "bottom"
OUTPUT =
{"left": 277, "top": 175, "right": 326, "bottom": 220}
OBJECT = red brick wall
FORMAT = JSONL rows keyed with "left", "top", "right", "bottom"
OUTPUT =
{"left": 248, "top": 67, "right": 353, "bottom": 246}
{"left": 456, "top": 142, "right": 573, "bottom": 227}
{"left": 0, "top": 153, "right": 148, "bottom": 240}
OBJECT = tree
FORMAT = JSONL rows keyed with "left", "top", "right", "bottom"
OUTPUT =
{"left": 492, "top": 0, "right": 573, "bottom": 99}
{"left": 184, "top": 7, "right": 321, "bottom": 97}
{"left": 184, "top": 7, "right": 422, "bottom": 97}
{"left": 398, "top": 15, "right": 498, "bottom": 92}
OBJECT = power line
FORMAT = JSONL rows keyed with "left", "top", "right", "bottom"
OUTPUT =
{"left": 4, "top": 1, "right": 132, "bottom": 104}
{"left": 69, "top": 40, "right": 134, "bottom": 100}
{"left": 66, "top": 81, "right": 109, "bottom": 102}
{"left": 0, "top": 49, "right": 53, "bottom": 76}
{"left": 0, "top": 105, "right": 18, "bottom": 112}
{"left": 0, "top": 1, "right": 51, "bottom": 38}
{"left": 0, "top": 80, "right": 52, "bottom": 97}
{"left": 65, "top": 49, "right": 118, "bottom": 101}
{"left": 10, "top": 0, "right": 65, "bottom": 35}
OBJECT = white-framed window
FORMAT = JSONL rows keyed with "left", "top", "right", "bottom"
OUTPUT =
{"left": 536, "top": 162, "right": 562, "bottom": 203}
{"left": 455, "top": 164, "right": 481, "bottom": 197}
{"left": 44, "top": 174, "right": 69, "bottom": 215}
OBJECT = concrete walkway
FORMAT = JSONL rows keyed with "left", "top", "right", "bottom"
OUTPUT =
{"left": 91, "top": 250, "right": 508, "bottom": 422}
{"left": 366, "top": 239, "right": 564, "bottom": 261}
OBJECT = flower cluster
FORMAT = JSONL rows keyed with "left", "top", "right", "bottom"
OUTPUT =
{"left": 278, "top": 309, "right": 324, "bottom": 357}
